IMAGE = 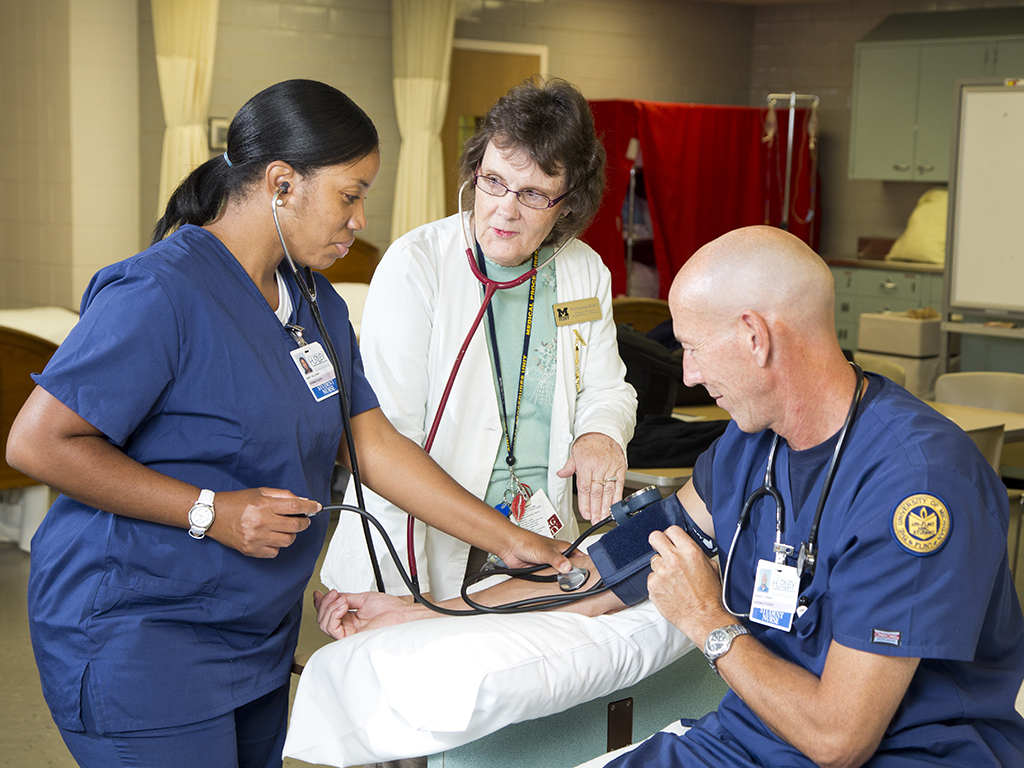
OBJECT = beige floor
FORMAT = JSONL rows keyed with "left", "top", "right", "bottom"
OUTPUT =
{"left": 3, "top": 509, "right": 1024, "bottom": 768}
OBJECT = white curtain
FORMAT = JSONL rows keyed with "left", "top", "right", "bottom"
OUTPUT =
{"left": 390, "top": 0, "right": 457, "bottom": 241}
{"left": 151, "top": 0, "right": 220, "bottom": 215}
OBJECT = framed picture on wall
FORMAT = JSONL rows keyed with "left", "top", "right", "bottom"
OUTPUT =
{"left": 209, "top": 117, "right": 229, "bottom": 151}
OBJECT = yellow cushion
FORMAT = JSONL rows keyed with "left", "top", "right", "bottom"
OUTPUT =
{"left": 885, "top": 188, "right": 948, "bottom": 265}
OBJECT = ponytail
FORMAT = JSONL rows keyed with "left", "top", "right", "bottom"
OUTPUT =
{"left": 150, "top": 155, "right": 233, "bottom": 245}
{"left": 150, "top": 79, "right": 379, "bottom": 245}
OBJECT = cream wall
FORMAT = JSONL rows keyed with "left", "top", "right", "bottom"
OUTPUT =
{"left": 454, "top": 0, "right": 754, "bottom": 104}
{"left": 136, "top": 0, "right": 752, "bottom": 259}
{"left": 138, "top": 0, "right": 397, "bottom": 254}
{"left": 0, "top": 0, "right": 73, "bottom": 309}
{"left": 0, "top": 0, "right": 137, "bottom": 311}
{"left": 9, "top": 0, "right": 1024, "bottom": 310}
{"left": 69, "top": 0, "right": 139, "bottom": 305}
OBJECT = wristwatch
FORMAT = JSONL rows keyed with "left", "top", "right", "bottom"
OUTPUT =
{"left": 187, "top": 489, "right": 216, "bottom": 540}
{"left": 703, "top": 624, "right": 750, "bottom": 674}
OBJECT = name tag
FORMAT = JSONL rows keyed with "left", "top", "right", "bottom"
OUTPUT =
{"left": 290, "top": 342, "right": 339, "bottom": 402}
{"left": 749, "top": 560, "right": 799, "bottom": 632}
{"left": 553, "top": 297, "right": 602, "bottom": 326}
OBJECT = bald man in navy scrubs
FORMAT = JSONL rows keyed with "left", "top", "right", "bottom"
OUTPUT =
{"left": 322, "top": 226, "right": 1024, "bottom": 768}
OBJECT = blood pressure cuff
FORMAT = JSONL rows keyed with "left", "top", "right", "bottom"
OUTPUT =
{"left": 589, "top": 492, "right": 717, "bottom": 606}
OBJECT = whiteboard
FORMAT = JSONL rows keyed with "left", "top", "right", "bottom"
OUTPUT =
{"left": 946, "top": 80, "right": 1024, "bottom": 318}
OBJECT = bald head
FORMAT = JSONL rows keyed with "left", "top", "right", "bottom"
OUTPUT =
{"left": 668, "top": 226, "right": 853, "bottom": 445}
{"left": 669, "top": 225, "right": 834, "bottom": 337}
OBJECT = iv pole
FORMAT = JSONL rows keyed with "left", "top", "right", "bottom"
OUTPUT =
{"left": 766, "top": 92, "right": 819, "bottom": 232}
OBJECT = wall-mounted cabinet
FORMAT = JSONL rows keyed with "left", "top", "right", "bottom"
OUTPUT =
{"left": 849, "top": 8, "right": 1024, "bottom": 183}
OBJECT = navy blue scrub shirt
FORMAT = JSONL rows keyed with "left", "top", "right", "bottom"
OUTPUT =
{"left": 28, "top": 225, "right": 379, "bottom": 733}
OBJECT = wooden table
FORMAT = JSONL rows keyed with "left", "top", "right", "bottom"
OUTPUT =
{"left": 925, "top": 401, "right": 1024, "bottom": 443}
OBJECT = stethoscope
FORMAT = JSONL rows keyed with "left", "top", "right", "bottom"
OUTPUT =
{"left": 271, "top": 181, "right": 600, "bottom": 613}
{"left": 719, "top": 363, "right": 865, "bottom": 619}
{"left": 403, "top": 181, "right": 572, "bottom": 589}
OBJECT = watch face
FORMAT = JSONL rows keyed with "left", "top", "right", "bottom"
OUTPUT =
{"left": 706, "top": 629, "right": 730, "bottom": 656}
{"left": 190, "top": 504, "right": 214, "bottom": 528}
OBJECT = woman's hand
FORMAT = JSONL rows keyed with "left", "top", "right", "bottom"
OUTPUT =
{"left": 207, "top": 488, "right": 321, "bottom": 559}
{"left": 557, "top": 431, "right": 627, "bottom": 522}
{"left": 312, "top": 589, "right": 427, "bottom": 639}
{"left": 494, "top": 528, "right": 573, "bottom": 573}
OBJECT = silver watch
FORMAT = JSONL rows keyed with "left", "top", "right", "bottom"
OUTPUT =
{"left": 703, "top": 624, "right": 749, "bottom": 674}
{"left": 187, "top": 489, "right": 216, "bottom": 540}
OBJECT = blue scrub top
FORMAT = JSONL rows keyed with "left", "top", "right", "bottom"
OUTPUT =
{"left": 691, "top": 375, "right": 1024, "bottom": 767}
{"left": 28, "top": 226, "right": 379, "bottom": 733}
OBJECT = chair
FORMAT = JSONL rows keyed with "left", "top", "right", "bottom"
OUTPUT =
{"left": 935, "top": 371, "right": 1024, "bottom": 579}
{"left": 313, "top": 236, "right": 381, "bottom": 283}
{"left": 853, "top": 352, "right": 906, "bottom": 387}
{"left": 611, "top": 297, "right": 671, "bottom": 334}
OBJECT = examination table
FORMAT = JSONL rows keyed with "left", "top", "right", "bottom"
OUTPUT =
{"left": 283, "top": 597, "right": 726, "bottom": 767}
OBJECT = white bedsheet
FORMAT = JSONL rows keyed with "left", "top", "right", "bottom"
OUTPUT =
{"left": 283, "top": 599, "right": 695, "bottom": 767}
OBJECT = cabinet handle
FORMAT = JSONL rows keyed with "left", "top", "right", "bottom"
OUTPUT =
{"left": 918, "top": 164, "right": 935, "bottom": 173}
{"left": 880, "top": 279, "right": 897, "bottom": 292}
{"left": 892, "top": 163, "right": 910, "bottom": 171}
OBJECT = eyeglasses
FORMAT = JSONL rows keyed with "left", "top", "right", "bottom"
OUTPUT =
{"left": 473, "top": 174, "right": 570, "bottom": 210}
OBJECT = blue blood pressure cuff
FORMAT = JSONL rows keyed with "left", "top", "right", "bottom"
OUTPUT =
{"left": 589, "top": 492, "right": 717, "bottom": 606}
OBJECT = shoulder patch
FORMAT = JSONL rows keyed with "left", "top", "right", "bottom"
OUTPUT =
{"left": 891, "top": 494, "right": 951, "bottom": 556}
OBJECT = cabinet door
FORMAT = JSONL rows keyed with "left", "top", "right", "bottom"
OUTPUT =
{"left": 993, "top": 39, "right": 1024, "bottom": 77}
{"left": 915, "top": 41, "right": 988, "bottom": 181}
{"left": 850, "top": 45, "right": 919, "bottom": 180}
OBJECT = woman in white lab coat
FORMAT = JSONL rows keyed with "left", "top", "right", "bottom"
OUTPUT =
{"left": 323, "top": 77, "right": 637, "bottom": 601}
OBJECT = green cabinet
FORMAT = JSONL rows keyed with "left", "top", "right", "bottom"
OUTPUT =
{"left": 849, "top": 8, "right": 1024, "bottom": 182}
{"left": 851, "top": 40, "right": 990, "bottom": 182}
{"left": 831, "top": 265, "right": 943, "bottom": 352}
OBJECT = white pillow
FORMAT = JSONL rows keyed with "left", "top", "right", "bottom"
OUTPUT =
{"left": 283, "top": 600, "right": 695, "bottom": 767}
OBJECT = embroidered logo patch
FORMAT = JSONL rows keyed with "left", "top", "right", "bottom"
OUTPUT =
{"left": 891, "top": 494, "right": 951, "bottom": 556}
{"left": 872, "top": 628, "right": 902, "bottom": 646}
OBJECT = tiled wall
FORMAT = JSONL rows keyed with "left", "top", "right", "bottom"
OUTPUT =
{"left": 138, "top": 0, "right": 397, "bottom": 253}
{"left": 0, "top": 0, "right": 137, "bottom": 310}
{"left": 750, "top": 0, "right": 1024, "bottom": 259}
{"left": 9, "top": 0, "right": 1024, "bottom": 310}
{"left": 0, "top": 0, "right": 73, "bottom": 309}
{"left": 454, "top": 0, "right": 754, "bottom": 104}
{"left": 69, "top": 0, "right": 138, "bottom": 305}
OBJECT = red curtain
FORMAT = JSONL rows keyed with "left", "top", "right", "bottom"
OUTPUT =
{"left": 583, "top": 100, "right": 820, "bottom": 299}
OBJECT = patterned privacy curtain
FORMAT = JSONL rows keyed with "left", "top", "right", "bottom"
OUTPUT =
{"left": 390, "top": 0, "right": 456, "bottom": 241}
{"left": 151, "top": 0, "right": 220, "bottom": 215}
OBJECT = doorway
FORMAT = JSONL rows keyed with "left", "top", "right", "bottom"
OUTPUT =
{"left": 442, "top": 40, "right": 548, "bottom": 216}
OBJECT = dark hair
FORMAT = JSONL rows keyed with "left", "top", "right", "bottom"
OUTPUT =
{"left": 151, "top": 79, "right": 379, "bottom": 244}
{"left": 458, "top": 76, "right": 605, "bottom": 247}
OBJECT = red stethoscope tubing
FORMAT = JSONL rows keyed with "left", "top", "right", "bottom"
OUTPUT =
{"left": 405, "top": 190, "right": 564, "bottom": 585}
{"left": 407, "top": 245, "right": 539, "bottom": 583}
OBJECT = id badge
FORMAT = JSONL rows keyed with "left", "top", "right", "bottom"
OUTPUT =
{"left": 290, "top": 342, "right": 339, "bottom": 402}
{"left": 749, "top": 559, "right": 799, "bottom": 632}
{"left": 516, "top": 488, "right": 568, "bottom": 539}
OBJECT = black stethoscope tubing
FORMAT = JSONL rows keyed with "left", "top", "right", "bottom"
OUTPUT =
{"left": 720, "top": 363, "right": 865, "bottom": 619}
{"left": 273, "top": 184, "right": 386, "bottom": 593}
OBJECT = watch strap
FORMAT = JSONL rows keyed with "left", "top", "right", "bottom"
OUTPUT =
{"left": 188, "top": 489, "right": 216, "bottom": 540}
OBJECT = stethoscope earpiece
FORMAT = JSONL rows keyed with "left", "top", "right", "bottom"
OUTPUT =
{"left": 275, "top": 181, "right": 290, "bottom": 206}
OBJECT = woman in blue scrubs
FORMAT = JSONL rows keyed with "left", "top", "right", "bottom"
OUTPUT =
{"left": 6, "top": 79, "right": 571, "bottom": 768}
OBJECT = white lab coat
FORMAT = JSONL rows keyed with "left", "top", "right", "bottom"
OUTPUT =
{"left": 322, "top": 214, "right": 637, "bottom": 600}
